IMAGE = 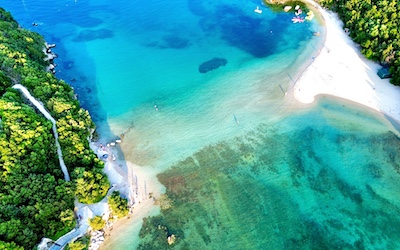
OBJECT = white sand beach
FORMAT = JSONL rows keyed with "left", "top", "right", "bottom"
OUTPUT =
{"left": 92, "top": 140, "right": 164, "bottom": 249}
{"left": 293, "top": 4, "right": 400, "bottom": 123}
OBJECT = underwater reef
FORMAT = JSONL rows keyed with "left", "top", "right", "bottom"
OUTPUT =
{"left": 198, "top": 57, "right": 227, "bottom": 73}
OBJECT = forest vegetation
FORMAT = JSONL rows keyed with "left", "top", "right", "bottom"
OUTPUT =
{"left": 2, "top": 0, "right": 400, "bottom": 248}
{"left": 0, "top": 7, "right": 109, "bottom": 248}
{"left": 264, "top": 0, "right": 400, "bottom": 85}
{"left": 88, "top": 216, "right": 106, "bottom": 231}
{"left": 108, "top": 191, "right": 129, "bottom": 219}
{"left": 319, "top": 0, "right": 400, "bottom": 85}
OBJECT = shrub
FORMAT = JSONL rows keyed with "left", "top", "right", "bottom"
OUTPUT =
{"left": 89, "top": 216, "right": 106, "bottom": 231}
{"left": 108, "top": 191, "right": 129, "bottom": 218}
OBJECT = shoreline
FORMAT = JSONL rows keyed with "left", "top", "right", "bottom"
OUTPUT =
{"left": 90, "top": 140, "right": 164, "bottom": 249}
{"left": 75, "top": 141, "right": 153, "bottom": 249}
{"left": 292, "top": 3, "right": 400, "bottom": 124}
{"left": 96, "top": 2, "right": 400, "bottom": 248}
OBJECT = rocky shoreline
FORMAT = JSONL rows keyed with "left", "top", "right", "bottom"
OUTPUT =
{"left": 44, "top": 42, "right": 58, "bottom": 74}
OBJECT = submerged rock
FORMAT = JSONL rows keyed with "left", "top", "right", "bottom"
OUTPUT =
{"left": 63, "top": 61, "right": 74, "bottom": 69}
{"left": 162, "top": 35, "right": 190, "bottom": 49}
{"left": 145, "top": 35, "right": 190, "bottom": 49}
{"left": 198, "top": 57, "right": 227, "bottom": 73}
{"left": 73, "top": 28, "right": 114, "bottom": 42}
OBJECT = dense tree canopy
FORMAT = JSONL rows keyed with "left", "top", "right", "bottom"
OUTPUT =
{"left": 108, "top": 191, "right": 129, "bottom": 218}
{"left": 73, "top": 167, "right": 110, "bottom": 204}
{"left": 0, "top": 240, "right": 23, "bottom": 250}
{"left": 66, "top": 241, "right": 87, "bottom": 250}
{"left": 319, "top": 0, "right": 400, "bottom": 85}
{"left": 89, "top": 216, "right": 106, "bottom": 231}
{"left": 0, "top": 7, "right": 109, "bottom": 248}
{"left": 0, "top": 94, "right": 75, "bottom": 247}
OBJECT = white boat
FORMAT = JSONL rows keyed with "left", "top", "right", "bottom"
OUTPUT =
{"left": 254, "top": 6, "right": 262, "bottom": 14}
{"left": 284, "top": 6, "right": 292, "bottom": 12}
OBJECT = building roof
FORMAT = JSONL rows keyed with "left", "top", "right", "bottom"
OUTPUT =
{"left": 377, "top": 67, "right": 392, "bottom": 79}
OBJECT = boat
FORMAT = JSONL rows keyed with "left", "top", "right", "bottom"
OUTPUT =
{"left": 254, "top": 6, "right": 262, "bottom": 14}
{"left": 284, "top": 6, "right": 292, "bottom": 12}
{"left": 292, "top": 16, "right": 305, "bottom": 23}
{"left": 305, "top": 11, "right": 315, "bottom": 20}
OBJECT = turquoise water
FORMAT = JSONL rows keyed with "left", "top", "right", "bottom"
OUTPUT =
{"left": 2, "top": 0, "right": 319, "bottom": 120}
{"left": 138, "top": 98, "right": 400, "bottom": 249}
{"left": 2, "top": 0, "right": 400, "bottom": 249}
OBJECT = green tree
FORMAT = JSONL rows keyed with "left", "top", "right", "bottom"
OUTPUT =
{"left": 0, "top": 240, "right": 23, "bottom": 250}
{"left": 60, "top": 209, "right": 76, "bottom": 228}
{"left": 0, "top": 71, "right": 11, "bottom": 95}
{"left": 0, "top": 7, "right": 110, "bottom": 248}
{"left": 89, "top": 216, "right": 106, "bottom": 231}
{"left": 73, "top": 168, "right": 110, "bottom": 204}
{"left": 66, "top": 241, "right": 86, "bottom": 250}
{"left": 108, "top": 191, "right": 129, "bottom": 218}
{"left": 320, "top": 0, "right": 400, "bottom": 85}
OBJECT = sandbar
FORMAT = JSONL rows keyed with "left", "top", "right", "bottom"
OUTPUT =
{"left": 293, "top": 4, "right": 400, "bottom": 124}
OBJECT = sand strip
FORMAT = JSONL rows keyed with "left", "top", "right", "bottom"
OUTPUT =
{"left": 293, "top": 4, "right": 400, "bottom": 123}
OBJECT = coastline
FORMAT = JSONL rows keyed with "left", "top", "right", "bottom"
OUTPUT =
{"left": 99, "top": 2, "right": 400, "bottom": 248}
{"left": 293, "top": 3, "right": 400, "bottom": 124}
{"left": 3, "top": 0, "right": 400, "bottom": 248}
{"left": 92, "top": 141, "right": 164, "bottom": 249}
